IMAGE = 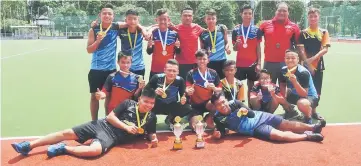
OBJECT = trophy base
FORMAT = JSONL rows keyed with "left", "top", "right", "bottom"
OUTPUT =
{"left": 173, "top": 141, "right": 183, "bottom": 150}
{"left": 195, "top": 138, "right": 205, "bottom": 148}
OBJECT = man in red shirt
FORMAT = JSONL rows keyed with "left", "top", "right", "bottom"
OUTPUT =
{"left": 259, "top": 2, "right": 300, "bottom": 84}
{"left": 169, "top": 7, "right": 204, "bottom": 79}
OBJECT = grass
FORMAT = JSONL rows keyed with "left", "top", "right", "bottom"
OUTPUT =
{"left": 1, "top": 39, "right": 360, "bottom": 137}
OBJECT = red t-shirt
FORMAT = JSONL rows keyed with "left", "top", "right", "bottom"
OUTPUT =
{"left": 259, "top": 18, "right": 300, "bottom": 62}
{"left": 173, "top": 24, "right": 203, "bottom": 64}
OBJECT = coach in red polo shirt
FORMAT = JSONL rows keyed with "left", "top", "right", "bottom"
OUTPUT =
{"left": 170, "top": 7, "right": 204, "bottom": 79}
{"left": 259, "top": 2, "right": 300, "bottom": 83}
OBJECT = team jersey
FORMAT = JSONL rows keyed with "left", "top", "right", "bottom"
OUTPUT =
{"left": 280, "top": 64, "right": 318, "bottom": 98}
{"left": 102, "top": 71, "right": 142, "bottom": 112}
{"left": 172, "top": 24, "right": 203, "bottom": 64}
{"left": 111, "top": 99, "right": 157, "bottom": 140}
{"left": 298, "top": 27, "right": 331, "bottom": 70}
{"left": 147, "top": 29, "right": 180, "bottom": 73}
{"left": 232, "top": 25, "right": 262, "bottom": 67}
{"left": 250, "top": 82, "right": 281, "bottom": 103}
{"left": 118, "top": 28, "right": 145, "bottom": 71}
{"left": 91, "top": 22, "right": 119, "bottom": 70}
{"left": 214, "top": 100, "right": 277, "bottom": 136}
{"left": 259, "top": 18, "right": 300, "bottom": 62}
{"left": 220, "top": 78, "right": 245, "bottom": 101}
{"left": 186, "top": 68, "right": 221, "bottom": 104}
{"left": 145, "top": 74, "right": 185, "bottom": 104}
{"left": 200, "top": 24, "right": 227, "bottom": 61}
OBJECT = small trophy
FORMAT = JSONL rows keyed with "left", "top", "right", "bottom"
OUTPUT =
{"left": 195, "top": 115, "right": 206, "bottom": 148}
{"left": 172, "top": 116, "right": 184, "bottom": 150}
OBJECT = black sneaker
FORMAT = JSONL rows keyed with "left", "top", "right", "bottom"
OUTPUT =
{"left": 312, "top": 112, "right": 324, "bottom": 120}
{"left": 313, "top": 119, "right": 326, "bottom": 133}
{"left": 304, "top": 131, "right": 324, "bottom": 142}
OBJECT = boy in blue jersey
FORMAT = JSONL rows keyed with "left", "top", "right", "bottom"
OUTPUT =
{"left": 279, "top": 50, "right": 319, "bottom": 124}
{"left": 86, "top": 4, "right": 120, "bottom": 120}
{"left": 118, "top": 10, "right": 146, "bottom": 76}
{"left": 211, "top": 92, "right": 325, "bottom": 142}
{"left": 200, "top": 9, "right": 231, "bottom": 79}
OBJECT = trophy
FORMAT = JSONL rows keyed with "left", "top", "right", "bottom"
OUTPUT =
{"left": 195, "top": 115, "right": 206, "bottom": 148}
{"left": 172, "top": 116, "right": 184, "bottom": 150}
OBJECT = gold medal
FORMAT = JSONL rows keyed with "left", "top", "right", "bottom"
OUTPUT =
{"left": 284, "top": 66, "right": 297, "bottom": 78}
{"left": 208, "top": 27, "right": 217, "bottom": 54}
{"left": 138, "top": 128, "right": 144, "bottom": 134}
{"left": 161, "top": 92, "right": 167, "bottom": 98}
{"left": 237, "top": 110, "right": 242, "bottom": 117}
{"left": 174, "top": 116, "right": 181, "bottom": 123}
{"left": 211, "top": 48, "right": 216, "bottom": 53}
{"left": 162, "top": 77, "right": 174, "bottom": 99}
{"left": 98, "top": 31, "right": 106, "bottom": 36}
{"left": 138, "top": 76, "right": 143, "bottom": 82}
{"left": 197, "top": 115, "right": 203, "bottom": 121}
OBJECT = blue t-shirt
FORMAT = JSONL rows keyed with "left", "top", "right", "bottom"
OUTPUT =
{"left": 118, "top": 28, "right": 145, "bottom": 71}
{"left": 200, "top": 24, "right": 227, "bottom": 61}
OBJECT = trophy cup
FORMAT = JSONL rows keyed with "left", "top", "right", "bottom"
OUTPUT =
{"left": 172, "top": 116, "right": 184, "bottom": 150}
{"left": 195, "top": 115, "right": 206, "bottom": 148}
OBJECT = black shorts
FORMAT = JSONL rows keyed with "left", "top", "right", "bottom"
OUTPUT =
{"left": 152, "top": 101, "right": 194, "bottom": 122}
{"left": 287, "top": 93, "right": 319, "bottom": 108}
{"left": 253, "top": 114, "right": 283, "bottom": 140}
{"left": 72, "top": 119, "right": 117, "bottom": 154}
{"left": 130, "top": 68, "right": 145, "bottom": 77}
{"left": 236, "top": 63, "right": 259, "bottom": 81}
{"left": 88, "top": 69, "right": 116, "bottom": 93}
{"left": 208, "top": 59, "right": 226, "bottom": 79}
{"left": 179, "top": 64, "right": 197, "bottom": 80}
{"left": 190, "top": 101, "right": 210, "bottom": 117}
{"left": 260, "top": 101, "right": 273, "bottom": 113}
{"left": 149, "top": 71, "right": 162, "bottom": 81}
{"left": 313, "top": 70, "right": 323, "bottom": 97}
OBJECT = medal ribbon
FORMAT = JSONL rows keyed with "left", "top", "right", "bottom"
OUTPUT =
{"left": 127, "top": 29, "right": 138, "bottom": 49}
{"left": 157, "top": 29, "right": 169, "bottom": 52}
{"left": 241, "top": 24, "right": 251, "bottom": 46}
{"left": 225, "top": 78, "right": 237, "bottom": 101}
{"left": 99, "top": 22, "right": 112, "bottom": 35}
{"left": 197, "top": 68, "right": 208, "bottom": 83}
{"left": 208, "top": 27, "right": 217, "bottom": 51}
{"left": 163, "top": 77, "right": 174, "bottom": 91}
{"left": 136, "top": 105, "right": 149, "bottom": 128}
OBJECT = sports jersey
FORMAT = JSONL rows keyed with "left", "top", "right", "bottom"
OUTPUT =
{"left": 172, "top": 24, "right": 203, "bottom": 64}
{"left": 186, "top": 68, "right": 221, "bottom": 104}
{"left": 250, "top": 82, "right": 281, "bottom": 103}
{"left": 91, "top": 22, "right": 119, "bottom": 70}
{"left": 232, "top": 25, "right": 262, "bottom": 67}
{"left": 280, "top": 64, "right": 318, "bottom": 98}
{"left": 103, "top": 71, "right": 141, "bottom": 112}
{"left": 214, "top": 100, "right": 277, "bottom": 136}
{"left": 145, "top": 74, "right": 185, "bottom": 104}
{"left": 259, "top": 18, "right": 300, "bottom": 62}
{"left": 118, "top": 28, "right": 145, "bottom": 71}
{"left": 200, "top": 24, "right": 227, "bottom": 61}
{"left": 111, "top": 100, "right": 157, "bottom": 141}
{"left": 298, "top": 28, "right": 331, "bottom": 70}
{"left": 220, "top": 78, "right": 245, "bottom": 101}
{"left": 147, "top": 29, "right": 180, "bottom": 73}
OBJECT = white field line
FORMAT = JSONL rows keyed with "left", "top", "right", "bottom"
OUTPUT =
{"left": 1, "top": 122, "right": 361, "bottom": 141}
{"left": 1, "top": 48, "right": 48, "bottom": 60}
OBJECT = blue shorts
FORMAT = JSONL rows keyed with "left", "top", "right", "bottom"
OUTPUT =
{"left": 253, "top": 114, "right": 283, "bottom": 140}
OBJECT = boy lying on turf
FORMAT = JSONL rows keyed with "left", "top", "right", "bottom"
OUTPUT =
{"left": 11, "top": 88, "right": 158, "bottom": 158}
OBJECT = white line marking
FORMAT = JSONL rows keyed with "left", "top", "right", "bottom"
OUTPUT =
{"left": 1, "top": 48, "right": 48, "bottom": 60}
{"left": 1, "top": 122, "right": 361, "bottom": 141}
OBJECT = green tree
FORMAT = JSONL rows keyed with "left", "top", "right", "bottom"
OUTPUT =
{"left": 86, "top": 0, "right": 102, "bottom": 16}
{"left": 52, "top": 2, "right": 87, "bottom": 35}
{"left": 194, "top": 1, "right": 235, "bottom": 29}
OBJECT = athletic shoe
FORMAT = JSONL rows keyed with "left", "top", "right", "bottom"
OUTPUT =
{"left": 47, "top": 142, "right": 66, "bottom": 157}
{"left": 313, "top": 119, "right": 326, "bottom": 133}
{"left": 304, "top": 131, "right": 324, "bottom": 142}
{"left": 11, "top": 141, "right": 31, "bottom": 155}
{"left": 284, "top": 105, "right": 299, "bottom": 119}
{"left": 304, "top": 117, "right": 313, "bottom": 124}
{"left": 312, "top": 112, "right": 324, "bottom": 120}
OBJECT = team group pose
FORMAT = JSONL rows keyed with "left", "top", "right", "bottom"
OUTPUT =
{"left": 12, "top": 2, "right": 329, "bottom": 158}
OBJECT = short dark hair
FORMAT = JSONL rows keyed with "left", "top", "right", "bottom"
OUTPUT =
{"left": 141, "top": 88, "right": 156, "bottom": 98}
{"left": 205, "top": 9, "right": 217, "bottom": 16}
{"left": 101, "top": 3, "right": 114, "bottom": 10}
{"left": 167, "top": 59, "right": 179, "bottom": 67}
{"left": 195, "top": 49, "right": 208, "bottom": 58}
{"left": 210, "top": 92, "right": 225, "bottom": 104}
{"left": 241, "top": 4, "right": 253, "bottom": 13}
{"left": 259, "top": 69, "right": 271, "bottom": 77}
{"left": 308, "top": 7, "right": 320, "bottom": 15}
{"left": 223, "top": 60, "right": 236, "bottom": 69}
{"left": 156, "top": 8, "right": 168, "bottom": 16}
{"left": 285, "top": 49, "right": 299, "bottom": 58}
{"left": 181, "top": 7, "right": 193, "bottom": 14}
{"left": 125, "top": 9, "right": 139, "bottom": 16}
{"left": 117, "top": 51, "right": 132, "bottom": 61}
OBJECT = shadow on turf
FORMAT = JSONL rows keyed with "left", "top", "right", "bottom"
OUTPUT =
{"left": 8, "top": 150, "right": 47, "bottom": 164}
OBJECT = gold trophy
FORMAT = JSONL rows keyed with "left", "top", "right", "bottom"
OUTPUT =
{"left": 172, "top": 116, "right": 184, "bottom": 150}
{"left": 195, "top": 115, "right": 206, "bottom": 148}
